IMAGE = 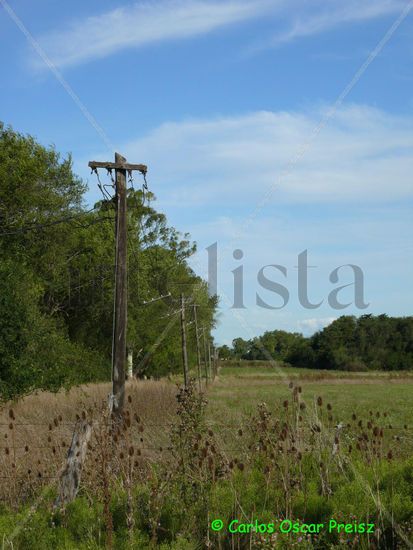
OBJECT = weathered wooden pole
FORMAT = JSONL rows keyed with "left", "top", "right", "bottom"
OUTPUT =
{"left": 193, "top": 305, "right": 202, "bottom": 392}
{"left": 55, "top": 155, "right": 147, "bottom": 509}
{"left": 208, "top": 342, "right": 212, "bottom": 381}
{"left": 180, "top": 294, "right": 189, "bottom": 387}
{"left": 112, "top": 152, "right": 128, "bottom": 416}
{"left": 202, "top": 328, "right": 209, "bottom": 386}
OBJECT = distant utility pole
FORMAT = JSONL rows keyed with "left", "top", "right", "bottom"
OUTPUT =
{"left": 208, "top": 342, "right": 212, "bottom": 381}
{"left": 193, "top": 305, "right": 202, "bottom": 392}
{"left": 89, "top": 153, "right": 147, "bottom": 418}
{"left": 180, "top": 294, "right": 189, "bottom": 387}
{"left": 202, "top": 328, "right": 209, "bottom": 386}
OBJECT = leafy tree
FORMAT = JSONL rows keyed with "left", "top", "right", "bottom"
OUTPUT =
{"left": 0, "top": 123, "right": 217, "bottom": 398}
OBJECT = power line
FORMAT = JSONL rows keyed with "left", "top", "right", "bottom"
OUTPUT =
{"left": 0, "top": 207, "right": 113, "bottom": 236}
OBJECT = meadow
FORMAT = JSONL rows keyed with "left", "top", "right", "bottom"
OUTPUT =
{"left": 0, "top": 362, "right": 412, "bottom": 549}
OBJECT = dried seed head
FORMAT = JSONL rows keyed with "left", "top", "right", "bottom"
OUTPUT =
{"left": 283, "top": 400, "right": 288, "bottom": 409}
{"left": 128, "top": 395, "right": 132, "bottom": 403}
{"left": 387, "top": 450, "right": 393, "bottom": 460}
{"left": 317, "top": 396, "right": 323, "bottom": 407}
{"left": 352, "top": 414, "right": 357, "bottom": 421}
{"left": 288, "top": 382, "right": 294, "bottom": 389}
{"left": 8, "top": 423, "right": 13, "bottom": 430}
{"left": 208, "top": 429, "right": 213, "bottom": 437}
{"left": 327, "top": 403, "right": 332, "bottom": 411}
{"left": 299, "top": 403, "right": 306, "bottom": 411}
{"left": 238, "top": 429, "right": 243, "bottom": 437}
{"left": 9, "top": 409, "right": 15, "bottom": 420}
{"left": 237, "top": 462, "right": 244, "bottom": 471}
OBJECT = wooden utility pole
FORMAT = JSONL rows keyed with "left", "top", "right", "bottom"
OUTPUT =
{"left": 180, "top": 294, "right": 189, "bottom": 387}
{"left": 208, "top": 342, "right": 212, "bottom": 381}
{"left": 202, "top": 328, "right": 209, "bottom": 386}
{"left": 89, "top": 154, "right": 147, "bottom": 417}
{"left": 193, "top": 305, "right": 202, "bottom": 392}
{"left": 56, "top": 154, "right": 147, "bottom": 510}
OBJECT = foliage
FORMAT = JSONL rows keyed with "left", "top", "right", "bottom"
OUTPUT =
{"left": 0, "top": 123, "right": 217, "bottom": 398}
{"left": 218, "top": 314, "right": 413, "bottom": 371}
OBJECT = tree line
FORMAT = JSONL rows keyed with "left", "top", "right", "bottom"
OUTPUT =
{"left": 0, "top": 122, "right": 217, "bottom": 400}
{"left": 218, "top": 314, "right": 413, "bottom": 371}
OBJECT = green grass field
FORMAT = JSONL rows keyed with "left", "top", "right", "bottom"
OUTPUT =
{"left": 207, "top": 362, "right": 413, "bottom": 464}
{"left": 207, "top": 362, "right": 413, "bottom": 430}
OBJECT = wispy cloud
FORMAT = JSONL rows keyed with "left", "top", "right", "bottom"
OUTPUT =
{"left": 33, "top": 0, "right": 277, "bottom": 69}
{"left": 117, "top": 104, "right": 413, "bottom": 207}
{"left": 253, "top": 0, "right": 408, "bottom": 50}
{"left": 31, "top": 0, "right": 409, "bottom": 69}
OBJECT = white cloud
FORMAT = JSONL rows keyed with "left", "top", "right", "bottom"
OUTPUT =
{"left": 85, "top": 104, "right": 413, "bottom": 343}
{"left": 297, "top": 317, "right": 336, "bottom": 335}
{"left": 119, "top": 104, "right": 413, "bottom": 206}
{"left": 265, "top": 0, "right": 407, "bottom": 47}
{"left": 33, "top": 0, "right": 277, "bottom": 69}
{"left": 31, "top": 0, "right": 406, "bottom": 69}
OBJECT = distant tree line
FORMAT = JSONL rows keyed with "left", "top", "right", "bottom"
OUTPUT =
{"left": 0, "top": 123, "right": 217, "bottom": 400}
{"left": 218, "top": 314, "right": 413, "bottom": 371}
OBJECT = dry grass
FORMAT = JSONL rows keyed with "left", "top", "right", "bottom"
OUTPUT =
{"left": 0, "top": 379, "right": 178, "bottom": 505}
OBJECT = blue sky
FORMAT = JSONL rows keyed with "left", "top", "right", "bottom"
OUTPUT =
{"left": 1, "top": 0, "right": 412, "bottom": 345}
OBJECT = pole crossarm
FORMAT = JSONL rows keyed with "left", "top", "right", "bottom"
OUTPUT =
{"left": 88, "top": 160, "right": 147, "bottom": 175}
